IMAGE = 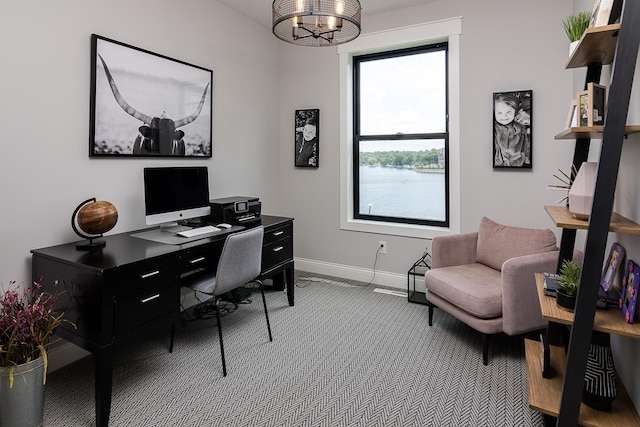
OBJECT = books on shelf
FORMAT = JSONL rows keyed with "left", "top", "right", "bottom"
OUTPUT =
{"left": 542, "top": 271, "right": 618, "bottom": 307}
{"left": 542, "top": 272, "right": 562, "bottom": 296}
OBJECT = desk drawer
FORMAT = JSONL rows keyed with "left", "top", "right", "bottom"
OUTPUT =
{"left": 262, "top": 239, "right": 293, "bottom": 273}
{"left": 264, "top": 223, "right": 292, "bottom": 246}
{"left": 114, "top": 280, "right": 178, "bottom": 334}
{"left": 179, "top": 245, "right": 221, "bottom": 275}
{"left": 112, "top": 256, "right": 177, "bottom": 299}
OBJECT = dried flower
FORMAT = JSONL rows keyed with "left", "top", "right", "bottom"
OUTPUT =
{"left": 0, "top": 279, "right": 72, "bottom": 388}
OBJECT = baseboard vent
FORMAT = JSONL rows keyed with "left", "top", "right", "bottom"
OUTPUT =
{"left": 374, "top": 288, "right": 408, "bottom": 298}
{"left": 298, "top": 277, "right": 358, "bottom": 288}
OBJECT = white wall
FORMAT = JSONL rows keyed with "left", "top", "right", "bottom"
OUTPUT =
{"left": 0, "top": 0, "right": 281, "bottom": 283}
{"left": 277, "top": 0, "right": 575, "bottom": 283}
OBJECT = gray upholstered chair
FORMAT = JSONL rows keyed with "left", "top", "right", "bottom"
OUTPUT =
{"left": 424, "top": 217, "right": 580, "bottom": 365}
{"left": 179, "top": 226, "right": 272, "bottom": 376}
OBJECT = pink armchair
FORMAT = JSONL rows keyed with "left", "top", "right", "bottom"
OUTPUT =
{"left": 424, "top": 217, "right": 579, "bottom": 365}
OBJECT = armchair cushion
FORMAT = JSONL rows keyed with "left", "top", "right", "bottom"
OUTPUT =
{"left": 475, "top": 217, "right": 557, "bottom": 271}
{"left": 425, "top": 263, "right": 502, "bottom": 319}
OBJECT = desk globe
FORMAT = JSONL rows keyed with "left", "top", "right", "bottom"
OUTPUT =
{"left": 72, "top": 198, "right": 118, "bottom": 250}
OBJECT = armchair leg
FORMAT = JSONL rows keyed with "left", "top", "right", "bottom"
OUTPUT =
{"left": 428, "top": 303, "right": 434, "bottom": 326}
{"left": 258, "top": 280, "right": 273, "bottom": 342}
{"left": 169, "top": 324, "right": 175, "bottom": 353}
{"left": 214, "top": 298, "right": 227, "bottom": 377}
{"left": 482, "top": 334, "right": 489, "bottom": 366}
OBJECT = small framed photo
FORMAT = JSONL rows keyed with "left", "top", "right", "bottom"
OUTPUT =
{"left": 565, "top": 99, "right": 578, "bottom": 129}
{"left": 620, "top": 260, "right": 640, "bottom": 323}
{"left": 576, "top": 84, "right": 606, "bottom": 127}
{"left": 295, "top": 109, "right": 319, "bottom": 168}
{"left": 601, "top": 242, "right": 624, "bottom": 291}
{"left": 493, "top": 90, "right": 532, "bottom": 169}
{"left": 577, "top": 90, "right": 590, "bottom": 127}
{"left": 589, "top": 0, "right": 623, "bottom": 28}
{"left": 589, "top": 83, "right": 606, "bottom": 126}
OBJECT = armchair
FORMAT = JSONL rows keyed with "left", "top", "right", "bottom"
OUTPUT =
{"left": 424, "top": 217, "right": 575, "bottom": 365}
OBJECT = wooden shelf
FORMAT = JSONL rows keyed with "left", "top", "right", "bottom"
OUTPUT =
{"left": 555, "top": 125, "right": 640, "bottom": 140}
{"left": 525, "top": 339, "right": 640, "bottom": 426}
{"left": 566, "top": 24, "right": 621, "bottom": 69}
{"left": 545, "top": 205, "right": 640, "bottom": 235}
{"left": 535, "top": 273, "right": 640, "bottom": 338}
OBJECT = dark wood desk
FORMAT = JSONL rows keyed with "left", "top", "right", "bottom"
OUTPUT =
{"left": 31, "top": 215, "right": 293, "bottom": 427}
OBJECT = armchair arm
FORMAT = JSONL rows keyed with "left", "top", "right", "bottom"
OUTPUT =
{"left": 501, "top": 250, "right": 584, "bottom": 335}
{"left": 431, "top": 232, "right": 478, "bottom": 269}
{"left": 501, "top": 251, "right": 559, "bottom": 336}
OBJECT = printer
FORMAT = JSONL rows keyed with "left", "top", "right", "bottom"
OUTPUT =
{"left": 207, "top": 196, "right": 261, "bottom": 226}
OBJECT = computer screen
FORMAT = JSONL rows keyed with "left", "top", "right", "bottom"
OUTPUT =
{"left": 143, "top": 166, "right": 211, "bottom": 226}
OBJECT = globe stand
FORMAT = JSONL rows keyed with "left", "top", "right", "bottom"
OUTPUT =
{"left": 75, "top": 237, "right": 106, "bottom": 251}
{"left": 71, "top": 197, "right": 118, "bottom": 251}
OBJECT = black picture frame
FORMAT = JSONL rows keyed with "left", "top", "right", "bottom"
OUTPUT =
{"left": 493, "top": 90, "right": 532, "bottom": 169}
{"left": 90, "top": 34, "right": 213, "bottom": 158}
{"left": 295, "top": 109, "right": 319, "bottom": 168}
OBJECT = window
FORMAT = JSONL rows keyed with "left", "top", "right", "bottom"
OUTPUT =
{"left": 353, "top": 43, "right": 448, "bottom": 227}
{"left": 338, "top": 18, "right": 461, "bottom": 239}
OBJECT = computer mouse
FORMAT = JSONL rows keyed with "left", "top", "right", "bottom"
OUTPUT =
{"left": 218, "top": 223, "right": 232, "bottom": 229}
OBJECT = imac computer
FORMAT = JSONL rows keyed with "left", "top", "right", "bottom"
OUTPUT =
{"left": 143, "top": 166, "right": 211, "bottom": 230}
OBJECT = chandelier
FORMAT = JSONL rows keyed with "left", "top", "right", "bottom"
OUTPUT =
{"left": 272, "top": 0, "right": 362, "bottom": 47}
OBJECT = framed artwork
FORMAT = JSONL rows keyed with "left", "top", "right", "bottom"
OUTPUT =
{"left": 493, "top": 90, "right": 532, "bottom": 169}
{"left": 295, "top": 109, "right": 319, "bottom": 168}
{"left": 620, "top": 259, "right": 640, "bottom": 323}
{"left": 601, "top": 242, "right": 624, "bottom": 291}
{"left": 90, "top": 34, "right": 213, "bottom": 158}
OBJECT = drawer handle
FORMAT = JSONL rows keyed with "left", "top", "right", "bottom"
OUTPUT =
{"left": 140, "top": 270, "right": 160, "bottom": 279}
{"left": 141, "top": 294, "right": 160, "bottom": 303}
{"left": 272, "top": 246, "right": 284, "bottom": 252}
{"left": 189, "top": 257, "right": 206, "bottom": 264}
{"left": 272, "top": 231, "right": 284, "bottom": 236}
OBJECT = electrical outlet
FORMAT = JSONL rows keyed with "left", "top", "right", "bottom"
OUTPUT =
{"left": 379, "top": 241, "right": 387, "bottom": 254}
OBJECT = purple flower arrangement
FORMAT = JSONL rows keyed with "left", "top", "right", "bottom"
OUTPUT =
{"left": 0, "top": 280, "right": 69, "bottom": 388}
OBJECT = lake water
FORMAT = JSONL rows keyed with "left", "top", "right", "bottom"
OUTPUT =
{"left": 359, "top": 166, "right": 446, "bottom": 221}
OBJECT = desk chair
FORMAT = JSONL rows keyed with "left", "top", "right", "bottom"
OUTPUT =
{"left": 177, "top": 226, "right": 272, "bottom": 376}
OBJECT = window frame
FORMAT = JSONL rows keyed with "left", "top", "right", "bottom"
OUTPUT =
{"left": 352, "top": 42, "right": 450, "bottom": 227}
{"left": 338, "top": 18, "right": 462, "bottom": 239}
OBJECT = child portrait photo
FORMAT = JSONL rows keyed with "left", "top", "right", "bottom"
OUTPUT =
{"left": 295, "top": 109, "right": 319, "bottom": 168}
{"left": 493, "top": 90, "right": 532, "bottom": 169}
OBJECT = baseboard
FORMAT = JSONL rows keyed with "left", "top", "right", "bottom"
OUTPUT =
{"left": 294, "top": 257, "right": 406, "bottom": 290}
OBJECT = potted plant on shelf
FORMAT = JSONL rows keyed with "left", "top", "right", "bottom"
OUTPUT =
{"left": 556, "top": 259, "right": 581, "bottom": 311}
{"left": 0, "top": 280, "right": 70, "bottom": 427}
{"left": 562, "top": 11, "right": 592, "bottom": 56}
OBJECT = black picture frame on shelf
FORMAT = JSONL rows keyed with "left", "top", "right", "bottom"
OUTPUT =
{"left": 294, "top": 109, "right": 319, "bottom": 168}
{"left": 90, "top": 34, "right": 213, "bottom": 158}
{"left": 493, "top": 90, "right": 532, "bottom": 169}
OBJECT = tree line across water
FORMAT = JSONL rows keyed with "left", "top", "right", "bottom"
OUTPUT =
{"left": 359, "top": 148, "right": 444, "bottom": 169}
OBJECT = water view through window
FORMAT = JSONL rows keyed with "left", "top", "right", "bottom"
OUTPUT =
{"left": 358, "top": 139, "right": 446, "bottom": 221}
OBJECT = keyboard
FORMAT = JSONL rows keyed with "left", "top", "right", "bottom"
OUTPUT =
{"left": 176, "top": 225, "right": 220, "bottom": 238}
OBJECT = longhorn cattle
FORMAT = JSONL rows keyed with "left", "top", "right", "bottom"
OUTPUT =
{"left": 98, "top": 54, "right": 209, "bottom": 156}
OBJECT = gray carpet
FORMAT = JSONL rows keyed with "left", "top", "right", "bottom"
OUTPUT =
{"left": 44, "top": 274, "right": 543, "bottom": 426}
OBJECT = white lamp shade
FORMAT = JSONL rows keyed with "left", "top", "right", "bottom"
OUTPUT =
{"left": 569, "top": 162, "right": 598, "bottom": 220}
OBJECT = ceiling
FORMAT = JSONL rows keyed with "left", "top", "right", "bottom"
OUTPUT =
{"left": 217, "top": 0, "right": 432, "bottom": 29}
